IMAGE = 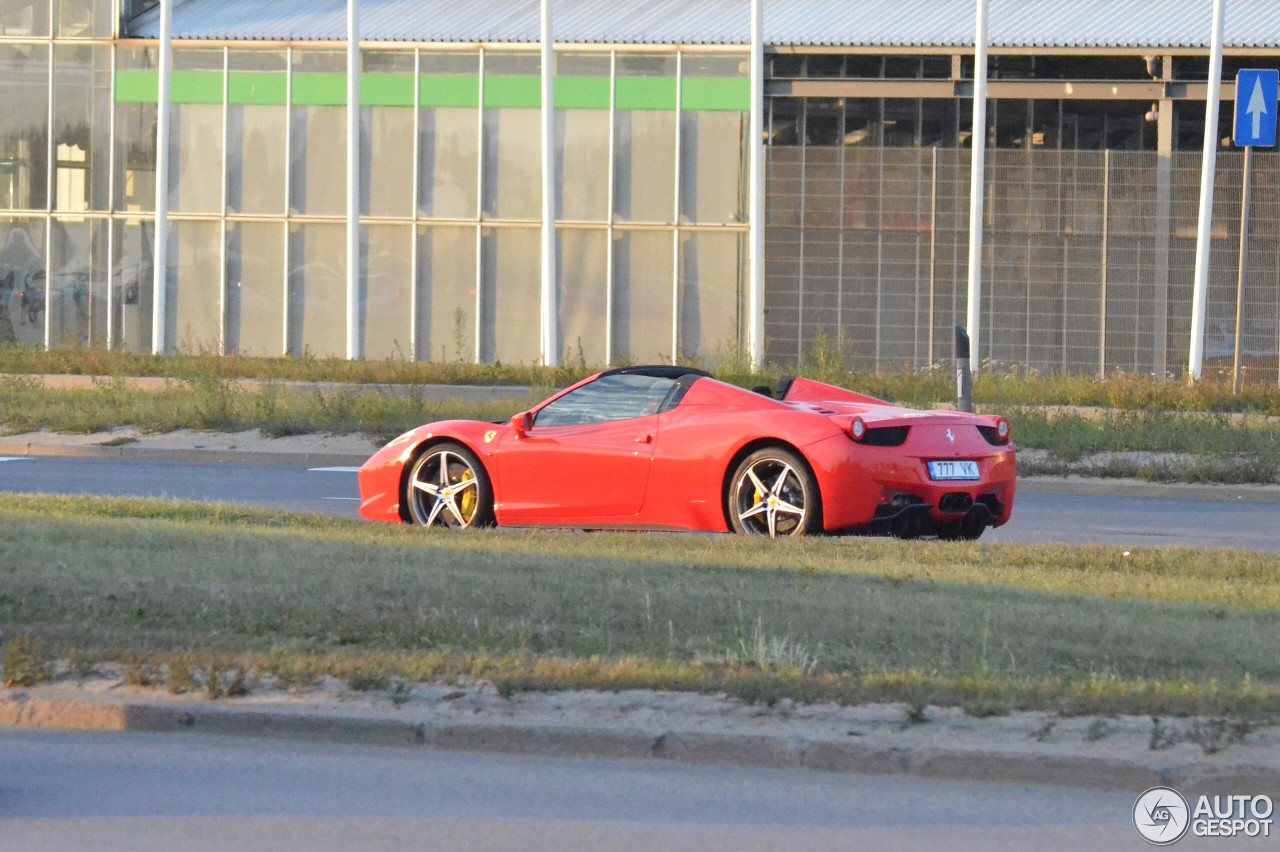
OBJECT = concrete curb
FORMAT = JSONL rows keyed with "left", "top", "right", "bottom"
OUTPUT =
{"left": 1017, "top": 476, "right": 1280, "bottom": 503}
{"left": 0, "top": 440, "right": 368, "bottom": 468}
{"left": 2, "top": 692, "right": 1276, "bottom": 795}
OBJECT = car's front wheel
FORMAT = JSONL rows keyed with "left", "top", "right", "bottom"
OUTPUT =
{"left": 404, "top": 442, "right": 494, "bottom": 529}
{"left": 727, "top": 447, "right": 821, "bottom": 538}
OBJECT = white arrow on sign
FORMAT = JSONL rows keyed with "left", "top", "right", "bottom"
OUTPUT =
{"left": 1248, "top": 75, "right": 1269, "bottom": 139}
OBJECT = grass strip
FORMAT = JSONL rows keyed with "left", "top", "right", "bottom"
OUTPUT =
{"left": 2, "top": 494, "right": 1279, "bottom": 718}
{"left": 0, "top": 376, "right": 527, "bottom": 444}
{"left": 3, "top": 343, "right": 1279, "bottom": 415}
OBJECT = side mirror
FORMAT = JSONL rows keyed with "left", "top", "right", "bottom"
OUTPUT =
{"left": 511, "top": 411, "right": 532, "bottom": 437}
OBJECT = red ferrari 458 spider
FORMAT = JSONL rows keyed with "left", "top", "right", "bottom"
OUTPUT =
{"left": 358, "top": 366, "right": 1016, "bottom": 539}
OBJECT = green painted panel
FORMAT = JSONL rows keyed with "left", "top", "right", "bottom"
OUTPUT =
{"left": 292, "top": 72, "right": 346, "bottom": 107}
{"left": 554, "top": 76, "right": 610, "bottom": 110}
{"left": 112, "top": 70, "right": 742, "bottom": 111}
{"left": 616, "top": 76, "right": 677, "bottom": 111}
{"left": 228, "top": 72, "right": 287, "bottom": 106}
{"left": 483, "top": 74, "right": 540, "bottom": 109}
{"left": 420, "top": 73, "right": 479, "bottom": 108}
{"left": 361, "top": 72, "right": 414, "bottom": 107}
{"left": 115, "top": 69, "right": 157, "bottom": 103}
{"left": 171, "top": 70, "right": 223, "bottom": 105}
{"left": 681, "top": 76, "right": 750, "bottom": 111}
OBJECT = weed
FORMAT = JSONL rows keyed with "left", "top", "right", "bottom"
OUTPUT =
{"left": 1032, "top": 717, "right": 1058, "bottom": 742}
{"left": 729, "top": 614, "right": 817, "bottom": 673}
{"left": 347, "top": 667, "right": 391, "bottom": 693}
{"left": 123, "top": 657, "right": 161, "bottom": 687}
{"left": 902, "top": 702, "right": 930, "bottom": 727}
{"left": 1, "top": 637, "right": 52, "bottom": 687}
{"left": 1084, "top": 719, "right": 1112, "bottom": 742}
{"left": 389, "top": 679, "right": 413, "bottom": 706}
{"left": 167, "top": 655, "right": 199, "bottom": 695}
{"left": 270, "top": 654, "right": 321, "bottom": 692}
{"left": 1187, "top": 718, "right": 1254, "bottom": 755}
{"left": 1149, "top": 716, "right": 1181, "bottom": 750}
{"left": 66, "top": 649, "right": 101, "bottom": 679}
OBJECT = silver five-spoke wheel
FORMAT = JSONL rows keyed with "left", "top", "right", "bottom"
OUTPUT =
{"left": 404, "top": 442, "right": 494, "bottom": 529}
{"left": 727, "top": 447, "right": 820, "bottom": 537}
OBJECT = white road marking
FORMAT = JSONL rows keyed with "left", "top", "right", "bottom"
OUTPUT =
{"left": 309, "top": 466, "right": 361, "bottom": 473}
{"left": 323, "top": 497, "right": 361, "bottom": 501}
{"left": 0, "top": 457, "right": 34, "bottom": 462}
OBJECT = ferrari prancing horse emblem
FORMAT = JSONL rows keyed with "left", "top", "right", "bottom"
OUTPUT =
{"left": 484, "top": 430, "right": 497, "bottom": 444}
{"left": 946, "top": 428, "right": 955, "bottom": 443}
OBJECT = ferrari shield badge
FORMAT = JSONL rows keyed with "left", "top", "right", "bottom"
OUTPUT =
{"left": 484, "top": 430, "right": 497, "bottom": 444}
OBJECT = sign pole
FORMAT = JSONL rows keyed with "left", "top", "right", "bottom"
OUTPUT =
{"left": 1233, "top": 144, "right": 1252, "bottom": 394}
{"left": 1228, "top": 67, "right": 1278, "bottom": 391}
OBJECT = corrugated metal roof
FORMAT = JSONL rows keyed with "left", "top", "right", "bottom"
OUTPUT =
{"left": 128, "top": 0, "right": 1280, "bottom": 50}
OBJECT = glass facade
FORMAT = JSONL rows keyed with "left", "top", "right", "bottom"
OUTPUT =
{"left": 0, "top": 4, "right": 750, "bottom": 365}
{"left": 20, "top": 4, "right": 1270, "bottom": 379}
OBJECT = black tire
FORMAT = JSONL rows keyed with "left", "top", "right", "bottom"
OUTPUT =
{"left": 726, "top": 447, "right": 822, "bottom": 538}
{"left": 403, "top": 442, "right": 494, "bottom": 529}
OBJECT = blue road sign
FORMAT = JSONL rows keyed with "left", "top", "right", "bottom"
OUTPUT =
{"left": 1235, "top": 69, "right": 1279, "bottom": 147}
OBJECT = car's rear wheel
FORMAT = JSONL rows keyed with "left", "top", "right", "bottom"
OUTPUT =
{"left": 404, "top": 442, "right": 494, "bottom": 529}
{"left": 727, "top": 447, "right": 821, "bottom": 538}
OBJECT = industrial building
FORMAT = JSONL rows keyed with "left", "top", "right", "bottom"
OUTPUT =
{"left": 2, "top": 0, "right": 1278, "bottom": 380}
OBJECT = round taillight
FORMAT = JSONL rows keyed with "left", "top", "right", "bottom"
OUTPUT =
{"left": 849, "top": 417, "right": 867, "bottom": 442}
{"left": 996, "top": 417, "right": 1010, "bottom": 441}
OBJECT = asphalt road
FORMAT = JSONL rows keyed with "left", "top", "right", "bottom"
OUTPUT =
{"left": 0, "top": 728, "right": 1150, "bottom": 851}
{"left": 1, "top": 455, "right": 1276, "bottom": 551}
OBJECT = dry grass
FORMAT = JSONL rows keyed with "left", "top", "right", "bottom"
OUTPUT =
{"left": 0, "top": 375, "right": 527, "bottom": 444}
{"left": 4, "top": 343, "right": 1279, "bottom": 414}
{"left": 3, "top": 494, "right": 1279, "bottom": 717}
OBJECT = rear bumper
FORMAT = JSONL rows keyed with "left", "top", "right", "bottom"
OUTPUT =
{"left": 805, "top": 434, "right": 1017, "bottom": 533}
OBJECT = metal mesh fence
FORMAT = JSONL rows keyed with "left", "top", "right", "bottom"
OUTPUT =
{"left": 765, "top": 146, "right": 1280, "bottom": 384}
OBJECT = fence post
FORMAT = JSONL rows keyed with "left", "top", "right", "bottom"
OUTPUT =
{"left": 956, "top": 326, "right": 973, "bottom": 412}
{"left": 1099, "top": 150, "right": 1110, "bottom": 378}
{"left": 928, "top": 147, "right": 938, "bottom": 366}
{"left": 1233, "top": 146, "right": 1253, "bottom": 395}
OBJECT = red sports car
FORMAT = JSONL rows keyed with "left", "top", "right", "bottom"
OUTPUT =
{"left": 358, "top": 366, "right": 1016, "bottom": 539}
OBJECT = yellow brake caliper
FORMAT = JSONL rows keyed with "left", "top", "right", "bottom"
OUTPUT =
{"left": 459, "top": 468, "right": 477, "bottom": 521}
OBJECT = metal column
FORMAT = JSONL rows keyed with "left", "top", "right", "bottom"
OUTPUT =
{"left": 747, "top": 0, "right": 765, "bottom": 369}
{"left": 152, "top": 0, "right": 173, "bottom": 354}
{"left": 345, "top": 0, "right": 361, "bottom": 360}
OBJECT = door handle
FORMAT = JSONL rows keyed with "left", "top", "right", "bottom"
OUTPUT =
{"left": 636, "top": 434, "right": 653, "bottom": 444}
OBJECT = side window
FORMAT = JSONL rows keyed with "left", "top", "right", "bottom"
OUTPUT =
{"left": 534, "top": 374, "right": 677, "bottom": 428}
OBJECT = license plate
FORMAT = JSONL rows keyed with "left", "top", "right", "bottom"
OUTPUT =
{"left": 927, "top": 460, "right": 980, "bottom": 481}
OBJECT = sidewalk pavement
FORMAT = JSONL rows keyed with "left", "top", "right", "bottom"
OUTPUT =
{"left": 2, "top": 679, "right": 1277, "bottom": 796}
